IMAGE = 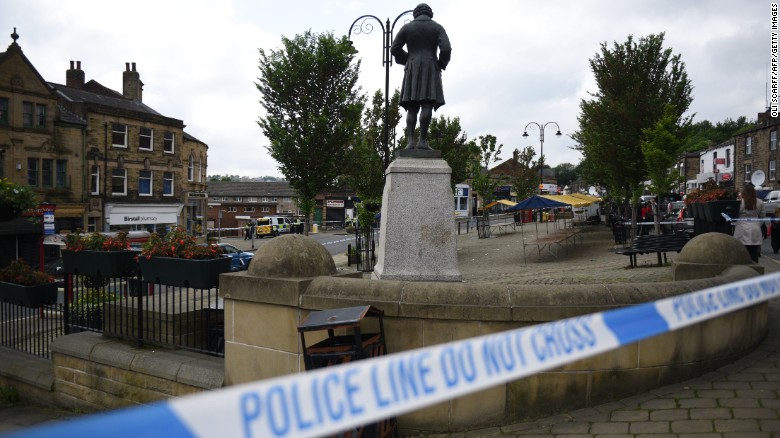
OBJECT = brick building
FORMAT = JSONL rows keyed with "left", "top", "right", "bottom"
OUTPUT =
{"left": 0, "top": 30, "right": 209, "bottom": 236}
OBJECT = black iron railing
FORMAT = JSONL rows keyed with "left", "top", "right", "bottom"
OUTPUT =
{"left": 0, "top": 300, "right": 63, "bottom": 359}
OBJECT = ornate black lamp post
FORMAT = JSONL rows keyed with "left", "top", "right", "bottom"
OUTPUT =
{"left": 347, "top": 10, "right": 413, "bottom": 171}
{"left": 522, "top": 122, "right": 562, "bottom": 194}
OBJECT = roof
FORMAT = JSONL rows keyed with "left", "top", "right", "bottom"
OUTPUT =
{"left": 50, "top": 81, "right": 164, "bottom": 118}
{"left": 207, "top": 181, "right": 296, "bottom": 197}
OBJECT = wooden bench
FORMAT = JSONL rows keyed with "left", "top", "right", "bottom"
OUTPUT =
{"left": 615, "top": 233, "right": 690, "bottom": 268}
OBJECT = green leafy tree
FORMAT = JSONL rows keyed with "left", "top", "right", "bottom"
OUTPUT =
{"left": 469, "top": 134, "right": 504, "bottom": 215}
{"left": 508, "top": 147, "right": 539, "bottom": 202}
{"left": 553, "top": 162, "right": 579, "bottom": 188}
{"left": 641, "top": 104, "right": 689, "bottom": 233}
{"left": 427, "top": 116, "right": 479, "bottom": 189}
{"left": 256, "top": 30, "right": 364, "bottom": 234}
{"left": 573, "top": 33, "right": 693, "bottom": 207}
{"left": 684, "top": 116, "right": 753, "bottom": 151}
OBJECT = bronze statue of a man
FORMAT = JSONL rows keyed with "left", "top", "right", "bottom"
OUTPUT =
{"left": 391, "top": 3, "right": 451, "bottom": 150}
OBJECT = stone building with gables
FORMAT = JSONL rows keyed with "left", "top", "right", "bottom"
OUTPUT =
{"left": 0, "top": 29, "right": 209, "bottom": 238}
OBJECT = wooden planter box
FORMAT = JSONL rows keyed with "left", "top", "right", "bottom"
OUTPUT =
{"left": 62, "top": 250, "right": 138, "bottom": 278}
{"left": 139, "top": 257, "right": 231, "bottom": 289}
{"left": 0, "top": 281, "right": 57, "bottom": 308}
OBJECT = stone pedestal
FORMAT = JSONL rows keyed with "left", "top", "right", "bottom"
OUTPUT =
{"left": 372, "top": 157, "right": 462, "bottom": 282}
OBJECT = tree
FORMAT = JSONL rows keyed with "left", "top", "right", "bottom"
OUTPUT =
{"left": 256, "top": 30, "right": 364, "bottom": 233}
{"left": 553, "top": 162, "right": 579, "bottom": 188}
{"left": 469, "top": 134, "right": 504, "bottom": 214}
{"left": 573, "top": 33, "right": 693, "bottom": 205}
{"left": 641, "top": 104, "right": 689, "bottom": 233}
{"left": 427, "top": 116, "right": 479, "bottom": 189}
{"left": 508, "top": 147, "right": 539, "bottom": 202}
{"left": 684, "top": 116, "right": 753, "bottom": 151}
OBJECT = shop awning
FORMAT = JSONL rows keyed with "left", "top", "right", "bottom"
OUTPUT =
{"left": 540, "top": 194, "right": 590, "bottom": 207}
{"left": 483, "top": 199, "right": 517, "bottom": 209}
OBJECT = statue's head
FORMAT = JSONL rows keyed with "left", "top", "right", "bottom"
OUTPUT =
{"left": 413, "top": 3, "right": 433, "bottom": 18}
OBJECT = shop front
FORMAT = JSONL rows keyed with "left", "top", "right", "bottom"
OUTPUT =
{"left": 105, "top": 203, "right": 183, "bottom": 234}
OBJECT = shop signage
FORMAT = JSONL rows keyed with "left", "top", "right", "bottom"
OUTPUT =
{"left": 188, "top": 192, "right": 209, "bottom": 198}
{"left": 326, "top": 200, "right": 345, "bottom": 208}
{"left": 109, "top": 212, "right": 177, "bottom": 225}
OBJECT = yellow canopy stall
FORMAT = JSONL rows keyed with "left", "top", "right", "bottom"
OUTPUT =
{"left": 540, "top": 194, "right": 590, "bottom": 208}
{"left": 482, "top": 199, "right": 518, "bottom": 209}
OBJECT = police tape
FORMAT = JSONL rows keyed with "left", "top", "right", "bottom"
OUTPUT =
{"left": 10, "top": 271, "right": 780, "bottom": 438}
{"left": 722, "top": 213, "right": 780, "bottom": 222}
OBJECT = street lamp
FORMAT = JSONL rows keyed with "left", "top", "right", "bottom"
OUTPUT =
{"left": 347, "top": 10, "right": 413, "bottom": 171}
{"left": 522, "top": 122, "right": 562, "bottom": 194}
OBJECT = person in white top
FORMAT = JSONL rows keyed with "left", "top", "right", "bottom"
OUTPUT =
{"left": 733, "top": 183, "right": 764, "bottom": 262}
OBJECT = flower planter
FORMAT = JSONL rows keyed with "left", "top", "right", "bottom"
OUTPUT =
{"left": 139, "top": 257, "right": 231, "bottom": 289}
{"left": 62, "top": 250, "right": 138, "bottom": 278}
{"left": 703, "top": 200, "right": 740, "bottom": 223}
{"left": 0, "top": 281, "right": 57, "bottom": 308}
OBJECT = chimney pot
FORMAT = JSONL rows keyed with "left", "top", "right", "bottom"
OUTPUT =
{"left": 125, "top": 62, "right": 130, "bottom": 71}
{"left": 77, "top": 61, "right": 81, "bottom": 70}
{"left": 132, "top": 62, "right": 136, "bottom": 71}
{"left": 69, "top": 60, "right": 74, "bottom": 69}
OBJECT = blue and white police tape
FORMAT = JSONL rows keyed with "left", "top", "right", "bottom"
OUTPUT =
{"left": 10, "top": 271, "right": 780, "bottom": 438}
{"left": 722, "top": 212, "right": 780, "bottom": 222}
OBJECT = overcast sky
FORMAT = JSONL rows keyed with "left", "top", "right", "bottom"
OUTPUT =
{"left": 1, "top": 0, "right": 770, "bottom": 178}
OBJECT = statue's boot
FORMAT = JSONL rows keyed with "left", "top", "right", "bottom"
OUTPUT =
{"left": 417, "top": 137, "right": 433, "bottom": 150}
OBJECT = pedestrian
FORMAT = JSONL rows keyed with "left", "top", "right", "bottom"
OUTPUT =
{"left": 244, "top": 223, "right": 251, "bottom": 240}
{"left": 733, "top": 183, "right": 764, "bottom": 262}
{"left": 771, "top": 207, "right": 780, "bottom": 254}
{"left": 390, "top": 3, "right": 451, "bottom": 150}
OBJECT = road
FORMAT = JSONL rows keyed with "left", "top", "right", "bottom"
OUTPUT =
{"left": 223, "top": 230, "right": 359, "bottom": 257}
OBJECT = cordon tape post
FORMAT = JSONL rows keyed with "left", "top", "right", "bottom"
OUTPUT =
{"left": 7, "top": 271, "right": 780, "bottom": 438}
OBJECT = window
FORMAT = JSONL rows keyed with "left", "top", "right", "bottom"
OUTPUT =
{"left": 27, "top": 158, "right": 38, "bottom": 186}
{"left": 771, "top": 160, "right": 777, "bottom": 181}
{"left": 262, "top": 197, "right": 269, "bottom": 202}
{"left": 221, "top": 196, "right": 228, "bottom": 201}
{"left": 248, "top": 197, "right": 257, "bottom": 203}
{"left": 55, "top": 160, "right": 67, "bottom": 188}
{"left": 112, "top": 123, "right": 128, "bottom": 147}
{"left": 139, "top": 127, "right": 153, "bottom": 150}
{"left": 35, "top": 104, "right": 46, "bottom": 128}
{"left": 198, "top": 157, "right": 202, "bottom": 183}
{"left": 227, "top": 207, "right": 237, "bottom": 213}
{"left": 261, "top": 207, "right": 270, "bottom": 213}
{"left": 40, "top": 159, "right": 53, "bottom": 188}
{"left": 90, "top": 165, "right": 100, "bottom": 195}
{"left": 245, "top": 207, "right": 256, "bottom": 213}
{"left": 746, "top": 137, "right": 752, "bottom": 155}
{"left": 745, "top": 163, "right": 752, "bottom": 182}
{"left": 163, "top": 171, "right": 174, "bottom": 196}
{"left": 712, "top": 152, "right": 717, "bottom": 172}
{"left": 726, "top": 149, "right": 731, "bottom": 168}
{"left": 139, "top": 170, "right": 152, "bottom": 196}
{"left": 773, "top": 131, "right": 778, "bottom": 151}
{"left": 0, "top": 98, "right": 8, "bottom": 125}
{"left": 111, "top": 168, "right": 127, "bottom": 195}
{"left": 163, "top": 131, "right": 175, "bottom": 153}
{"left": 87, "top": 217, "right": 98, "bottom": 233}
{"left": 234, "top": 197, "right": 242, "bottom": 202}
{"left": 22, "top": 101, "right": 33, "bottom": 127}
{"left": 188, "top": 155, "right": 194, "bottom": 181}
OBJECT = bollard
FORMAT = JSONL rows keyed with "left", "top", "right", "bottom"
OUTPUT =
{"left": 347, "top": 243, "right": 352, "bottom": 267}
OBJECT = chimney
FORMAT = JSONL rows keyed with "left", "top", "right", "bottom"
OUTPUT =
{"left": 66, "top": 60, "right": 85, "bottom": 88}
{"left": 122, "top": 62, "right": 144, "bottom": 101}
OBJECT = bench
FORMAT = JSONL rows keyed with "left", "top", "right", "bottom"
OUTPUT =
{"left": 615, "top": 233, "right": 690, "bottom": 268}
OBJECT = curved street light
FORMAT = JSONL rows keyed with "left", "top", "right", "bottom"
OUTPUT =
{"left": 347, "top": 10, "right": 413, "bottom": 171}
{"left": 522, "top": 122, "right": 562, "bottom": 194}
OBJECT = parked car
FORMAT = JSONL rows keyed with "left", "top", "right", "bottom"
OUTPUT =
{"left": 216, "top": 243, "right": 253, "bottom": 271}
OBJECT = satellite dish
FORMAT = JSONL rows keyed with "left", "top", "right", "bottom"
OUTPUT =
{"left": 751, "top": 170, "right": 766, "bottom": 187}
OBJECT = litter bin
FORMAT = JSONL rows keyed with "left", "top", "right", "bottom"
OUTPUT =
{"left": 298, "top": 305, "right": 394, "bottom": 437}
{"left": 312, "top": 223, "right": 319, "bottom": 233}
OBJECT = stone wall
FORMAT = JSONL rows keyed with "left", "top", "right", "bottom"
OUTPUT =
{"left": 48, "top": 332, "right": 223, "bottom": 411}
{"left": 219, "top": 265, "right": 767, "bottom": 434}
